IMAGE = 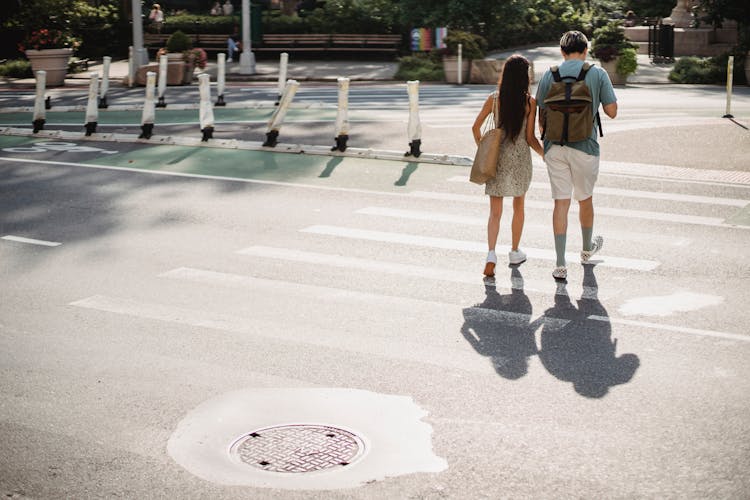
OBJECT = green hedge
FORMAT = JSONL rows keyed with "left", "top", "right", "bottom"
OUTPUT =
{"left": 394, "top": 52, "right": 444, "bottom": 81}
{"left": 0, "top": 59, "right": 33, "bottom": 78}
{"left": 669, "top": 54, "right": 747, "bottom": 85}
{"left": 153, "top": 14, "right": 239, "bottom": 34}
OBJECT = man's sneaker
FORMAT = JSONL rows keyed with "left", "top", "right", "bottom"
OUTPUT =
{"left": 508, "top": 249, "right": 527, "bottom": 265}
{"left": 581, "top": 235, "right": 604, "bottom": 263}
{"left": 552, "top": 266, "right": 567, "bottom": 280}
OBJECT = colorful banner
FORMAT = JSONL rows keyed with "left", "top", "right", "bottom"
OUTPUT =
{"left": 435, "top": 27, "right": 448, "bottom": 49}
{"left": 410, "top": 28, "right": 433, "bottom": 51}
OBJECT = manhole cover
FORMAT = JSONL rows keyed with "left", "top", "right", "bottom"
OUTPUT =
{"left": 229, "top": 424, "right": 366, "bottom": 473}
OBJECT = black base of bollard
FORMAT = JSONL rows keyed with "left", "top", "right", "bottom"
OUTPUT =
{"left": 139, "top": 123, "right": 154, "bottom": 139}
{"left": 275, "top": 95, "right": 281, "bottom": 106}
{"left": 98, "top": 96, "right": 109, "bottom": 109}
{"left": 215, "top": 94, "right": 226, "bottom": 107}
{"left": 201, "top": 127, "right": 214, "bottom": 142}
{"left": 32, "top": 119, "right": 45, "bottom": 133}
{"left": 405, "top": 139, "right": 422, "bottom": 158}
{"left": 45, "top": 97, "right": 52, "bottom": 110}
{"left": 263, "top": 130, "right": 279, "bottom": 147}
{"left": 156, "top": 96, "right": 167, "bottom": 108}
{"left": 723, "top": 114, "right": 734, "bottom": 119}
{"left": 85, "top": 121, "right": 97, "bottom": 136}
{"left": 331, "top": 134, "right": 349, "bottom": 152}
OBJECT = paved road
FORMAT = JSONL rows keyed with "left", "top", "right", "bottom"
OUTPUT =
{"left": 1, "top": 120, "right": 749, "bottom": 497}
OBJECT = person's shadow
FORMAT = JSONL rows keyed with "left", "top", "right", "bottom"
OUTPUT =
{"left": 461, "top": 267, "right": 542, "bottom": 379}
{"left": 538, "top": 266, "right": 640, "bottom": 398}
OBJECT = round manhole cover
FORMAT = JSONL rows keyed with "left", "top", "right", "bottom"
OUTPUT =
{"left": 229, "top": 424, "right": 366, "bottom": 473}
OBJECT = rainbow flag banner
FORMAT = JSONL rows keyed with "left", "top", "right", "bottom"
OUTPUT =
{"left": 435, "top": 27, "right": 448, "bottom": 49}
{"left": 410, "top": 28, "right": 433, "bottom": 51}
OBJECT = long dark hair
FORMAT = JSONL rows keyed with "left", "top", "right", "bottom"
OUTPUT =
{"left": 498, "top": 55, "right": 530, "bottom": 143}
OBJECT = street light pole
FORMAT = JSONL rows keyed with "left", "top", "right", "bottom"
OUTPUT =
{"left": 132, "top": 0, "right": 148, "bottom": 65}
{"left": 239, "top": 0, "right": 256, "bottom": 74}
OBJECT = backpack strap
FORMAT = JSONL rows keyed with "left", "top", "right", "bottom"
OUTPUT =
{"left": 576, "top": 62, "right": 592, "bottom": 81}
{"left": 550, "top": 66, "right": 562, "bottom": 82}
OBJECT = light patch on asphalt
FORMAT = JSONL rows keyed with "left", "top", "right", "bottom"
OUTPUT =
{"left": 167, "top": 388, "right": 447, "bottom": 490}
{"left": 618, "top": 291, "right": 724, "bottom": 317}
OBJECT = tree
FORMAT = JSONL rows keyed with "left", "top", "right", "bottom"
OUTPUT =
{"left": 698, "top": 0, "right": 750, "bottom": 48}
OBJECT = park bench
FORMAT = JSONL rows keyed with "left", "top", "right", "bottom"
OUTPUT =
{"left": 256, "top": 33, "right": 401, "bottom": 54}
{"left": 143, "top": 33, "right": 230, "bottom": 58}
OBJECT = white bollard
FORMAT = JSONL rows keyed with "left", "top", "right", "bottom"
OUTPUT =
{"left": 32, "top": 70, "right": 46, "bottom": 133}
{"left": 157, "top": 54, "right": 168, "bottom": 107}
{"left": 199, "top": 73, "right": 215, "bottom": 141}
{"left": 128, "top": 46, "right": 135, "bottom": 88}
{"left": 405, "top": 80, "right": 422, "bottom": 157}
{"left": 216, "top": 53, "right": 226, "bottom": 106}
{"left": 457, "top": 43, "right": 463, "bottom": 85}
{"left": 99, "top": 56, "right": 111, "bottom": 108}
{"left": 332, "top": 77, "right": 350, "bottom": 151}
{"left": 264, "top": 78, "right": 299, "bottom": 147}
{"left": 139, "top": 71, "right": 157, "bottom": 139}
{"left": 84, "top": 72, "right": 99, "bottom": 136}
{"left": 276, "top": 52, "right": 289, "bottom": 105}
{"left": 723, "top": 55, "right": 734, "bottom": 119}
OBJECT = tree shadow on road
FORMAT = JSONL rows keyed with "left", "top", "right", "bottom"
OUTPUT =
{"left": 461, "top": 267, "right": 541, "bottom": 379}
{"left": 538, "top": 266, "right": 640, "bottom": 398}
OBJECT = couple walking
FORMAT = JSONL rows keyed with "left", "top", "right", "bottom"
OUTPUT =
{"left": 472, "top": 31, "right": 618, "bottom": 281}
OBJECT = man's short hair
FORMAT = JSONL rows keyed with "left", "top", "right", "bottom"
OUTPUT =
{"left": 560, "top": 31, "right": 589, "bottom": 55}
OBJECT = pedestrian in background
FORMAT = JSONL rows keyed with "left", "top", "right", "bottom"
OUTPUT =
{"left": 149, "top": 3, "right": 164, "bottom": 33}
{"left": 223, "top": 0, "right": 234, "bottom": 15}
{"left": 227, "top": 25, "right": 241, "bottom": 62}
{"left": 472, "top": 54, "right": 545, "bottom": 278}
{"left": 535, "top": 30, "right": 618, "bottom": 280}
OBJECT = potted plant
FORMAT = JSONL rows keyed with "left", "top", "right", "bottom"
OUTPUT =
{"left": 162, "top": 30, "right": 194, "bottom": 85}
{"left": 591, "top": 21, "right": 638, "bottom": 84}
{"left": 20, "top": 28, "right": 80, "bottom": 86}
{"left": 441, "top": 30, "right": 486, "bottom": 83}
{"left": 182, "top": 47, "right": 208, "bottom": 84}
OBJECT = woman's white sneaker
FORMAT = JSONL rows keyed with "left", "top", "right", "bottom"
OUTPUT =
{"left": 508, "top": 249, "right": 527, "bottom": 265}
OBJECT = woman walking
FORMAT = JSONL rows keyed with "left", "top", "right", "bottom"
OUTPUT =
{"left": 472, "top": 55, "right": 544, "bottom": 277}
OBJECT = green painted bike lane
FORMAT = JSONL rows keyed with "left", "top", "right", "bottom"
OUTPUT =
{"left": 0, "top": 134, "right": 465, "bottom": 193}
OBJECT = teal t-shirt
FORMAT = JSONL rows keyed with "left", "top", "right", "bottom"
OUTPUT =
{"left": 535, "top": 59, "right": 617, "bottom": 157}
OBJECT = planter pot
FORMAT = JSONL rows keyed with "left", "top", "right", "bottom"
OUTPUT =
{"left": 25, "top": 48, "right": 73, "bottom": 87}
{"left": 600, "top": 58, "right": 627, "bottom": 85}
{"left": 443, "top": 56, "right": 470, "bottom": 84}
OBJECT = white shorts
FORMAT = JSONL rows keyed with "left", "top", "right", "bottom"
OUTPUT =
{"left": 545, "top": 145, "right": 600, "bottom": 200}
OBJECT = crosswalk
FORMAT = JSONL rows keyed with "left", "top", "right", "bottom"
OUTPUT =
{"left": 64, "top": 160, "right": 750, "bottom": 351}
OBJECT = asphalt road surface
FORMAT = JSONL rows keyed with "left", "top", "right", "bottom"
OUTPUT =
{"left": 1, "top": 83, "right": 749, "bottom": 498}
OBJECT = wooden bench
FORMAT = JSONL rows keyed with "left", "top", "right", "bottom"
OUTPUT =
{"left": 256, "top": 33, "right": 401, "bottom": 54}
{"left": 143, "top": 33, "right": 230, "bottom": 58}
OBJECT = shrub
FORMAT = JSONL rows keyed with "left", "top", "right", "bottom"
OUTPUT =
{"left": 0, "top": 59, "right": 33, "bottom": 78}
{"left": 166, "top": 30, "right": 193, "bottom": 52}
{"left": 669, "top": 56, "right": 723, "bottom": 83}
{"left": 394, "top": 52, "right": 444, "bottom": 81}
{"left": 616, "top": 47, "right": 638, "bottom": 75}
{"left": 591, "top": 21, "right": 636, "bottom": 62}
{"left": 158, "top": 14, "right": 237, "bottom": 34}
{"left": 442, "top": 30, "right": 487, "bottom": 60}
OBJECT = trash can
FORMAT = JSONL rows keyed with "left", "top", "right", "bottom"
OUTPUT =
{"left": 658, "top": 24, "right": 674, "bottom": 60}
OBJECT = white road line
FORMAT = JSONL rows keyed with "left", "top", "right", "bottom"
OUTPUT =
{"left": 1, "top": 235, "right": 61, "bottom": 247}
{"left": 589, "top": 315, "right": 750, "bottom": 343}
{"left": 355, "top": 207, "right": 691, "bottom": 246}
{"left": 234, "top": 247, "right": 606, "bottom": 299}
{"left": 300, "top": 225, "right": 660, "bottom": 271}
{"left": 446, "top": 178, "right": 748, "bottom": 207}
{"left": 410, "top": 191, "right": 730, "bottom": 227}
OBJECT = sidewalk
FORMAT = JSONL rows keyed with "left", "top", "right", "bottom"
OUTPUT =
{"left": 4, "top": 44, "right": 675, "bottom": 88}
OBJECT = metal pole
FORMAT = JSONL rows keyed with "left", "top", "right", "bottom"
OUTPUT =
{"left": 128, "top": 46, "right": 135, "bottom": 88}
{"left": 216, "top": 53, "right": 226, "bottom": 106}
{"left": 457, "top": 43, "right": 463, "bottom": 85}
{"left": 405, "top": 80, "right": 422, "bottom": 157}
{"left": 156, "top": 54, "right": 167, "bottom": 107}
{"left": 99, "top": 56, "right": 111, "bottom": 108}
{"left": 239, "top": 0, "right": 256, "bottom": 74}
{"left": 199, "top": 73, "right": 215, "bottom": 141}
{"left": 139, "top": 71, "right": 156, "bottom": 139}
{"left": 264, "top": 79, "right": 299, "bottom": 147}
{"left": 84, "top": 72, "right": 99, "bottom": 136}
{"left": 332, "top": 77, "right": 350, "bottom": 152}
{"left": 32, "top": 70, "right": 46, "bottom": 133}
{"left": 276, "top": 52, "right": 289, "bottom": 104}
{"left": 131, "top": 0, "right": 148, "bottom": 65}
{"left": 723, "top": 56, "right": 734, "bottom": 118}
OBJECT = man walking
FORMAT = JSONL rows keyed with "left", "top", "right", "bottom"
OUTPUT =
{"left": 535, "top": 30, "right": 618, "bottom": 280}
